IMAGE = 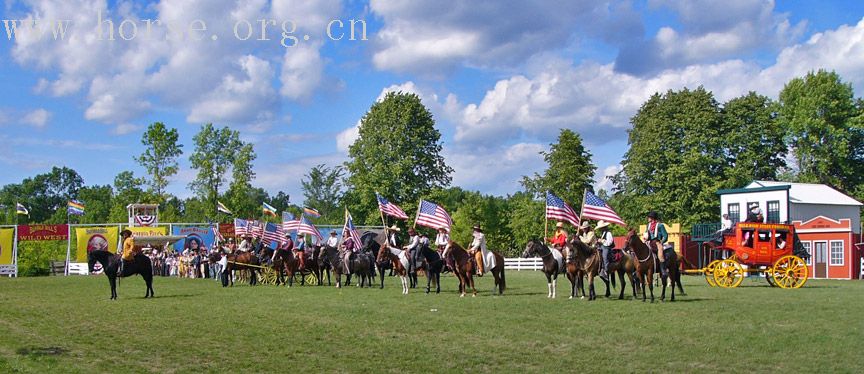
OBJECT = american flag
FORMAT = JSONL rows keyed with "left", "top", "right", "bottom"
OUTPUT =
{"left": 298, "top": 214, "right": 323, "bottom": 241}
{"left": 546, "top": 191, "right": 580, "bottom": 227}
{"left": 581, "top": 190, "right": 626, "bottom": 226}
{"left": 282, "top": 212, "right": 300, "bottom": 232}
{"left": 376, "top": 193, "right": 409, "bottom": 220}
{"left": 342, "top": 210, "right": 363, "bottom": 249}
{"left": 415, "top": 200, "right": 452, "bottom": 230}
{"left": 234, "top": 218, "right": 249, "bottom": 237}
{"left": 262, "top": 222, "right": 283, "bottom": 246}
{"left": 250, "top": 220, "right": 264, "bottom": 239}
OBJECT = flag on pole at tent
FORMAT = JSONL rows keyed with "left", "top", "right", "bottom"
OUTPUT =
{"left": 16, "top": 203, "right": 29, "bottom": 216}
{"left": 415, "top": 200, "right": 452, "bottom": 230}
{"left": 376, "top": 193, "right": 408, "bottom": 219}
{"left": 581, "top": 190, "right": 626, "bottom": 226}
{"left": 545, "top": 191, "right": 580, "bottom": 227}
{"left": 343, "top": 210, "right": 362, "bottom": 247}
{"left": 262, "top": 202, "right": 278, "bottom": 217}
{"left": 217, "top": 201, "right": 233, "bottom": 215}
{"left": 211, "top": 223, "right": 225, "bottom": 243}
{"left": 234, "top": 218, "right": 249, "bottom": 237}
{"left": 297, "top": 214, "right": 322, "bottom": 241}
{"left": 303, "top": 207, "right": 320, "bottom": 218}
{"left": 67, "top": 200, "right": 85, "bottom": 216}
{"left": 282, "top": 212, "right": 300, "bottom": 232}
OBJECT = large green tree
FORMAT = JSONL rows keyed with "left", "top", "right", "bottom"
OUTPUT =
{"left": 778, "top": 70, "right": 864, "bottom": 191}
{"left": 301, "top": 164, "right": 344, "bottom": 223}
{"left": 135, "top": 122, "right": 183, "bottom": 200}
{"left": 0, "top": 166, "right": 84, "bottom": 223}
{"left": 75, "top": 185, "right": 113, "bottom": 224}
{"left": 224, "top": 143, "right": 258, "bottom": 219}
{"left": 109, "top": 171, "right": 149, "bottom": 223}
{"left": 722, "top": 92, "right": 787, "bottom": 188}
{"left": 344, "top": 92, "right": 453, "bottom": 224}
{"left": 614, "top": 87, "right": 726, "bottom": 225}
{"left": 521, "top": 128, "right": 596, "bottom": 207}
{"left": 188, "top": 124, "right": 244, "bottom": 213}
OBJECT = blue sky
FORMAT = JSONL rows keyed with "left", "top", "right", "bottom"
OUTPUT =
{"left": 1, "top": 0, "right": 863, "bottom": 203}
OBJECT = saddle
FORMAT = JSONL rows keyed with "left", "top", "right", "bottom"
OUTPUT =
{"left": 608, "top": 248, "right": 623, "bottom": 264}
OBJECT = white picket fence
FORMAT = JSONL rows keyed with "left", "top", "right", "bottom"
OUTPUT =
{"left": 504, "top": 258, "right": 543, "bottom": 271}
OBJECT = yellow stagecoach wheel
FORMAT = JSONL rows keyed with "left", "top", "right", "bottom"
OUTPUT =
{"left": 712, "top": 259, "right": 745, "bottom": 288}
{"left": 258, "top": 267, "right": 276, "bottom": 285}
{"left": 304, "top": 273, "right": 317, "bottom": 285}
{"left": 771, "top": 255, "right": 808, "bottom": 289}
{"left": 704, "top": 260, "right": 720, "bottom": 287}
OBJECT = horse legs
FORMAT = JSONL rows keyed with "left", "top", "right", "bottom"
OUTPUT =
{"left": 602, "top": 274, "right": 611, "bottom": 298}
{"left": 469, "top": 274, "right": 477, "bottom": 297}
{"left": 425, "top": 272, "right": 432, "bottom": 294}
{"left": 435, "top": 271, "right": 441, "bottom": 294}
{"left": 379, "top": 264, "right": 385, "bottom": 289}
{"left": 660, "top": 272, "right": 668, "bottom": 301}
{"left": 567, "top": 271, "right": 577, "bottom": 299}
{"left": 545, "top": 273, "right": 553, "bottom": 298}
{"left": 143, "top": 272, "right": 154, "bottom": 298}
{"left": 588, "top": 274, "right": 596, "bottom": 301}
{"left": 639, "top": 273, "right": 647, "bottom": 302}
{"left": 648, "top": 270, "right": 655, "bottom": 303}
{"left": 617, "top": 270, "right": 626, "bottom": 300}
{"left": 109, "top": 276, "right": 117, "bottom": 300}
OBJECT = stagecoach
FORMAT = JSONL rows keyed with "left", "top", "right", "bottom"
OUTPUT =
{"left": 689, "top": 222, "right": 809, "bottom": 289}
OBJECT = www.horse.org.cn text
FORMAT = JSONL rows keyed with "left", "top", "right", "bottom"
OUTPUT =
{"left": 2, "top": 11, "right": 369, "bottom": 48}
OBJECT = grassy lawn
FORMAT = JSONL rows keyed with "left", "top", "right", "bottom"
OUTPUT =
{"left": 0, "top": 271, "right": 861, "bottom": 373}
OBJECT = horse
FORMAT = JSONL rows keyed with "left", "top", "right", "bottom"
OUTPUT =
{"left": 417, "top": 243, "right": 444, "bottom": 294}
{"left": 345, "top": 249, "right": 376, "bottom": 288}
{"left": 522, "top": 239, "right": 565, "bottom": 298}
{"left": 320, "top": 245, "right": 352, "bottom": 288}
{"left": 598, "top": 247, "right": 638, "bottom": 300}
{"left": 260, "top": 248, "right": 300, "bottom": 287}
{"left": 444, "top": 241, "right": 506, "bottom": 297}
{"left": 88, "top": 250, "right": 154, "bottom": 300}
{"left": 624, "top": 229, "right": 657, "bottom": 302}
{"left": 568, "top": 238, "right": 603, "bottom": 300}
{"left": 376, "top": 245, "right": 410, "bottom": 294}
{"left": 208, "top": 251, "right": 260, "bottom": 287}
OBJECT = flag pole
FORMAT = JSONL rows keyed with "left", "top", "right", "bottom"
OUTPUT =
{"left": 65, "top": 209, "right": 71, "bottom": 276}
{"left": 413, "top": 200, "right": 421, "bottom": 229}
{"left": 579, "top": 188, "right": 588, "bottom": 223}
{"left": 543, "top": 192, "right": 548, "bottom": 243}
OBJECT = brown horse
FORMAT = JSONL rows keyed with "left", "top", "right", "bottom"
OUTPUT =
{"left": 262, "top": 248, "right": 300, "bottom": 287}
{"left": 624, "top": 230, "right": 656, "bottom": 302}
{"left": 599, "top": 249, "right": 638, "bottom": 300}
{"left": 209, "top": 251, "right": 260, "bottom": 287}
{"left": 444, "top": 241, "right": 506, "bottom": 297}
{"left": 376, "top": 245, "right": 409, "bottom": 294}
{"left": 567, "top": 238, "right": 602, "bottom": 300}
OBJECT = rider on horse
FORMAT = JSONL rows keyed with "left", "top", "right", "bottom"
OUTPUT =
{"left": 548, "top": 222, "right": 568, "bottom": 249}
{"left": 434, "top": 226, "right": 452, "bottom": 271}
{"left": 294, "top": 234, "right": 306, "bottom": 271}
{"left": 644, "top": 211, "right": 669, "bottom": 263}
{"left": 342, "top": 230, "right": 358, "bottom": 274}
{"left": 120, "top": 229, "right": 135, "bottom": 273}
{"left": 277, "top": 233, "right": 294, "bottom": 266}
{"left": 578, "top": 221, "right": 596, "bottom": 247}
{"left": 387, "top": 225, "right": 401, "bottom": 249}
{"left": 470, "top": 225, "right": 489, "bottom": 276}
{"left": 596, "top": 220, "right": 614, "bottom": 280}
{"left": 403, "top": 228, "right": 420, "bottom": 275}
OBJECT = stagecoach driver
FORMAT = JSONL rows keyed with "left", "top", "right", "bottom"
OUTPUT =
{"left": 643, "top": 211, "right": 669, "bottom": 263}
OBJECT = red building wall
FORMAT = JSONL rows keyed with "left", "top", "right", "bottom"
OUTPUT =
{"left": 793, "top": 216, "right": 856, "bottom": 280}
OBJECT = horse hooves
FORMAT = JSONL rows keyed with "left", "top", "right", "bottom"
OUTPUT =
{"left": 568, "top": 296, "right": 573, "bottom": 299}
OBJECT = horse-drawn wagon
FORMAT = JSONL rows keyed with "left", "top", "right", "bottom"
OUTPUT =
{"left": 688, "top": 222, "right": 809, "bottom": 289}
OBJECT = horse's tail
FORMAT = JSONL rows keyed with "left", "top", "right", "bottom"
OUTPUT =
{"left": 499, "top": 262, "right": 506, "bottom": 292}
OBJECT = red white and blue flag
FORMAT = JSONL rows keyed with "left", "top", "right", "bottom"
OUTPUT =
{"left": 376, "top": 193, "right": 409, "bottom": 220}
{"left": 282, "top": 212, "right": 300, "bottom": 232}
{"left": 415, "top": 200, "right": 452, "bottom": 230}
{"left": 581, "top": 190, "right": 626, "bottom": 226}
{"left": 342, "top": 210, "right": 363, "bottom": 248}
{"left": 298, "top": 214, "right": 323, "bottom": 241}
{"left": 250, "top": 220, "right": 264, "bottom": 239}
{"left": 262, "top": 222, "right": 283, "bottom": 246}
{"left": 546, "top": 191, "right": 580, "bottom": 227}
{"left": 234, "top": 218, "right": 249, "bottom": 237}
{"left": 211, "top": 223, "right": 225, "bottom": 243}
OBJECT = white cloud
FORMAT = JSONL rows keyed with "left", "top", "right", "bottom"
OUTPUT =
{"left": 370, "top": 0, "right": 643, "bottom": 75}
{"left": 617, "top": 0, "right": 806, "bottom": 75}
{"left": 254, "top": 152, "right": 347, "bottom": 201}
{"left": 21, "top": 108, "right": 50, "bottom": 128}
{"left": 595, "top": 164, "right": 622, "bottom": 192}
{"left": 10, "top": 0, "right": 337, "bottom": 131}
{"left": 336, "top": 121, "right": 360, "bottom": 153}
{"left": 446, "top": 143, "right": 545, "bottom": 196}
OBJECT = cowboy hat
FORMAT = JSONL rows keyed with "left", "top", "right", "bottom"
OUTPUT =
{"left": 579, "top": 221, "right": 591, "bottom": 229}
{"left": 555, "top": 222, "right": 564, "bottom": 228}
{"left": 472, "top": 224, "right": 483, "bottom": 232}
{"left": 595, "top": 220, "right": 611, "bottom": 230}
{"left": 438, "top": 226, "right": 448, "bottom": 232}
{"left": 329, "top": 231, "right": 337, "bottom": 235}
{"left": 389, "top": 225, "right": 401, "bottom": 232}
{"left": 646, "top": 211, "right": 659, "bottom": 220}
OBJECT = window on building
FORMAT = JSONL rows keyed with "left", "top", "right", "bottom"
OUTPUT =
{"left": 801, "top": 241, "right": 811, "bottom": 265}
{"left": 830, "top": 241, "right": 844, "bottom": 266}
{"left": 767, "top": 201, "right": 781, "bottom": 223}
{"left": 727, "top": 203, "right": 740, "bottom": 223}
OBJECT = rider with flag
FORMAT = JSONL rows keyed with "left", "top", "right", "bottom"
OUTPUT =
{"left": 342, "top": 230, "right": 357, "bottom": 275}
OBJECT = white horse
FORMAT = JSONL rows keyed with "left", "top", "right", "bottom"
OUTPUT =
{"left": 382, "top": 246, "right": 410, "bottom": 295}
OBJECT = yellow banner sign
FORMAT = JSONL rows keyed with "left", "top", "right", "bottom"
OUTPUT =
{"left": 0, "top": 228, "right": 14, "bottom": 265}
{"left": 75, "top": 226, "right": 119, "bottom": 262}
{"left": 125, "top": 226, "right": 167, "bottom": 237}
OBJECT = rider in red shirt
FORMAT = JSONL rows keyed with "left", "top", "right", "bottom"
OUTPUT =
{"left": 548, "top": 222, "right": 568, "bottom": 249}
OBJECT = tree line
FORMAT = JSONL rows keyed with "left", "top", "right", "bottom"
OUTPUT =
{"left": 1, "top": 70, "right": 862, "bottom": 259}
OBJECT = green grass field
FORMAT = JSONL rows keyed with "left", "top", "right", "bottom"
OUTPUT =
{"left": 1, "top": 271, "right": 862, "bottom": 373}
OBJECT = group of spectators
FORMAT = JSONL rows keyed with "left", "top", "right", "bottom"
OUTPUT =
{"left": 143, "top": 238, "right": 223, "bottom": 281}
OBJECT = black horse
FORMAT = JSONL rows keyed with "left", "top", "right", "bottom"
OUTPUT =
{"left": 361, "top": 230, "right": 392, "bottom": 289}
{"left": 88, "top": 250, "right": 154, "bottom": 300}
{"left": 417, "top": 243, "right": 444, "bottom": 294}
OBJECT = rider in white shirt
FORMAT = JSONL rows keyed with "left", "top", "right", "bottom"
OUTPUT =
{"left": 326, "top": 231, "right": 339, "bottom": 248}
